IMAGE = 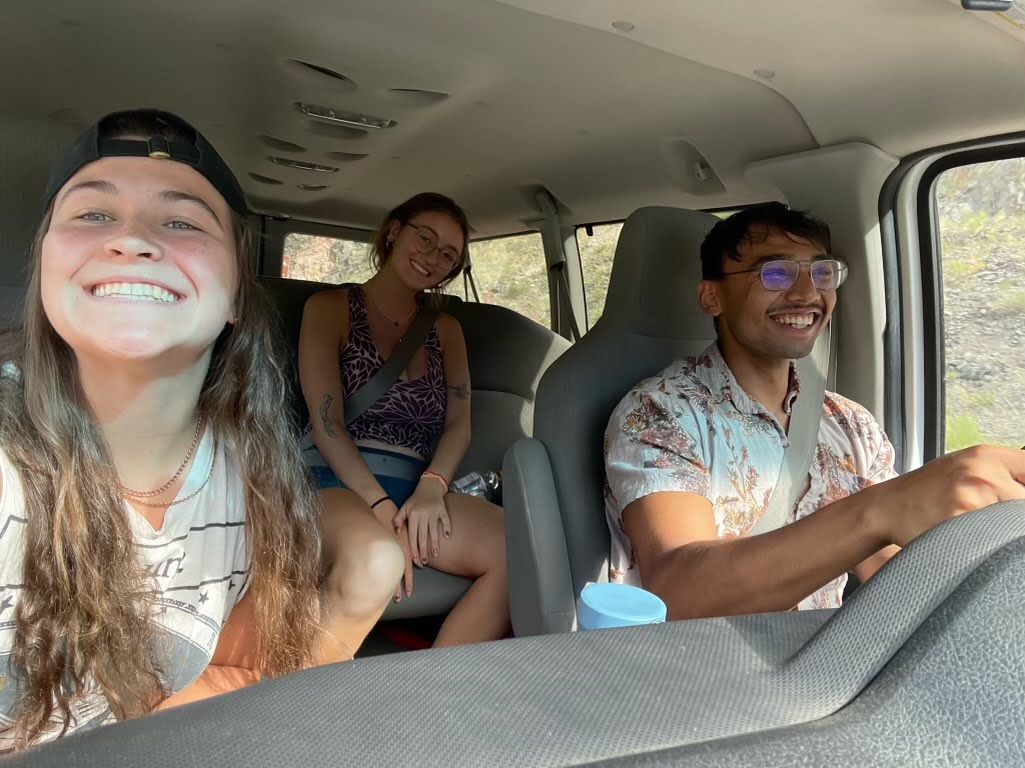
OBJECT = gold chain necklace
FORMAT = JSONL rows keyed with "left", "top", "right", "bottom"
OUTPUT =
{"left": 119, "top": 415, "right": 204, "bottom": 498}
{"left": 126, "top": 435, "right": 217, "bottom": 508}
{"left": 366, "top": 288, "right": 417, "bottom": 327}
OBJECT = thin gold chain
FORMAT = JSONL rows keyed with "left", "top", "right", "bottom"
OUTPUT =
{"left": 366, "top": 287, "right": 416, "bottom": 326}
{"left": 126, "top": 435, "right": 217, "bottom": 508}
{"left": 119, "top": 415, "right": 204, "bottom": 498}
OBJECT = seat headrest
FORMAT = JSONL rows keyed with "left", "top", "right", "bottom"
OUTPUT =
{"left": 599, "top": 206, "right": 720, "bottom": 338}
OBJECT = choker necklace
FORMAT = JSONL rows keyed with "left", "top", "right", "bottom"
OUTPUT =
{"left": 366, "top": 288, "right": 417, "bottom": 327}
{"left": 120, "top": 415, "right": 204, "bottom": 499}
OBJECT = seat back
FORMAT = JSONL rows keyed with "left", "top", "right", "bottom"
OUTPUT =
{"left": 256, "top": 275, "right": 570, "bottom": 477}
{"left": 531, "top": 207, "right": 719, "bottom": 598}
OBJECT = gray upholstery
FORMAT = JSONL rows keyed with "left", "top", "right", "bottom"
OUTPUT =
{"left": 256, "top": 276, "right": 569, "bottom": 620}
{"left": 504, "top": 207, "right": 718, "bottom": 635}
{"left": 13, "top": 503, "right": 1022, "bottom": 767}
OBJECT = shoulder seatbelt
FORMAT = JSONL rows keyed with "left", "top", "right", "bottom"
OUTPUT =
{"left": 343, "top": 305, "right": 440, "bottom": 425}
{"left": 463, "top": 263, "right": 481, "bottom": 303}
{"left": 749, "top": 322, "right": 832, "bottom": 536}
{"left": 552, "top": 262, "right": 582, "bottom": 342}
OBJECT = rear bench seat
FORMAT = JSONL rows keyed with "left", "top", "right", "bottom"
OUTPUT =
{"left": 257, "top": 275, "right": 571, "bottom": 619}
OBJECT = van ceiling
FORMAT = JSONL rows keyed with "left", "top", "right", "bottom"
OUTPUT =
{"left": 2, "top": 0, "right": 1023, "bottom": 237}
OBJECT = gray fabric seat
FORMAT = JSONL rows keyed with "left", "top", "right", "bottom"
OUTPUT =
{"left": 503, "top": 206, "right": 719, "bottom": 636}
{"left": 257, "top": 275, "right": 569, "bottom": 620}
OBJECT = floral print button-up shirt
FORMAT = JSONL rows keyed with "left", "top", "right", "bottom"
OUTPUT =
{"left": 604, "top": 343, "right": 897, "bottom": 610}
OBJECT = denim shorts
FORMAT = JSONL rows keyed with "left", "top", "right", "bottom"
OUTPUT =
{"left": 307, "top": 446, "right": 428, "bottom": 508}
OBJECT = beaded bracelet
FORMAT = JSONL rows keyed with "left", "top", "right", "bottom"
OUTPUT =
{"left": 421, "top": 470, "right": 449, "bottom": 490}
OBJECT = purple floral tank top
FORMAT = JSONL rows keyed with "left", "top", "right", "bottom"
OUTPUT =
{"left": 341, "top": 285, "right": 447, "bottom": 458}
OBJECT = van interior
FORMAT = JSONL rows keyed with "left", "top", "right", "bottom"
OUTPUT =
{"left": 3, "top": 0, "right": 1024, "bottom": 765}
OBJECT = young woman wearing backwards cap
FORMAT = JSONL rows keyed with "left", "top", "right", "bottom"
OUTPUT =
{"left": 0, "top": 110, "right": 322, "bottom": 749}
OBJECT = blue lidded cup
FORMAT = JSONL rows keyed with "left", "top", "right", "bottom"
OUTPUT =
{"left": 577, "top": 583, "right": 667, "bottom": 630}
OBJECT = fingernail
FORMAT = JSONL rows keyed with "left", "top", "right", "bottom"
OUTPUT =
{"left": 445, "top": 532, "right": 451, "bottom": 538}
{"left": 433, "top": 549, "right": 438, "bottom": 556}
{"left": 393, "top": 595, "right": 400, "bottom": 603}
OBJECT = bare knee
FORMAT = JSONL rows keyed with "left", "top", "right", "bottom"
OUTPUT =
{"left": 324, "top": 532, "right": 403, "bottom": 615}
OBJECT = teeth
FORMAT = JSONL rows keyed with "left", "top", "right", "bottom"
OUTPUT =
{"left": 410, "top": 260, "right": 430, "bottom": 277}
{"left": 774, "top": 313, "right": 815, "bottom": 328}
{"left": 91, "top": 282, "right": 179, "bottom": 302}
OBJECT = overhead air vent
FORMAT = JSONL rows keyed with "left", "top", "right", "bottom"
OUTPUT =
{"left": 268, "top": 157, "right": 339, "bottom": 173}
{"left": 383, "top": 88, "right": 449, "bottom": 107}
{"left": 297, "top": 102, "right": 396, "bottom": 130}
{"left": 249, "top": 173, "right": 283, "bottom": 185}
{"left": 258, "top": 134, "right": 306, "bottom": 153}
{"left": 297, "top": 184, "right": 329, "bottom": 191}
{"left": 285, "top": 59, "right": 357, "bottom": 91}
{"left": 305, "top": 120, "right": 368, "bottom": 141}
{"left": 325, "top": 151, "right": 368, "bottom": 162}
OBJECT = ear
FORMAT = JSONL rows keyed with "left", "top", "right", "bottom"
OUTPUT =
{"left": 386, "top": 219, "right": 402, "bottom": 248}
{"left": 698, "top": 280, "right": 722, "bottom": 318}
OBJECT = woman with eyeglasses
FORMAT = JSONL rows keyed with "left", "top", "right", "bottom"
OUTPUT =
{"left": 298, "top": 193, "right": 509, "bottom": 655}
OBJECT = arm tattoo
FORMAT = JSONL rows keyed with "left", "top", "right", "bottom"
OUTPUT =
{"left": 448, "top": 383, "right": 471, "bottom": 401}
{"left": 320, "top": 394, "right": 340, "bottom": 437}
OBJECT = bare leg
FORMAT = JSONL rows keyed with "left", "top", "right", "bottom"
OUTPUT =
{"left": 317, "top": 488, "right": 404, "bottom": 663}
{"left": 424, "top": 494, "right": 510, "bottom": 648}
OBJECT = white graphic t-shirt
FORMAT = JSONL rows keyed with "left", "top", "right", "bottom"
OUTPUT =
{"left": 0, "top": 428, "right": 250, "bottom": 748}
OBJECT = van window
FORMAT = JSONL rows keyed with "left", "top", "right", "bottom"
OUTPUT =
{"left": 282, "top": 233, "right": 375, "bottom": 285}
{"left": 937, "top": 157, "right": 1025, "bottom": 452}
{"left": 467, "top": 232, "right": 550, "bottom": 328}
{"left": 576, "top": 223, "right": 622, "bottom": 329}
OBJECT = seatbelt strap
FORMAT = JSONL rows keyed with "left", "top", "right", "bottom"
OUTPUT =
{"left": 463, "top": 264, "right": 481, "bottom": 303}
{"left": 343, "top": 305, "right": 440, "bottom": 425}
{"left": 552, "top": 262, "right": 582, "bottom": 342}
{"left": 749, "top": 322, "right": 832, "bottom": 536}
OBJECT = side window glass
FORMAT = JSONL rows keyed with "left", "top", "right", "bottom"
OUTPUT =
{"left": 937, "top": 157, "right": 1025, "bottom": 452}
{"left": 282, "top": 233, "right": 375, "bottom": 285}
{"left": 576, "top": 223, "right": 623, "bottom": 329}
{"left": 467, "top": 232, "right": 550, "bottom": 328}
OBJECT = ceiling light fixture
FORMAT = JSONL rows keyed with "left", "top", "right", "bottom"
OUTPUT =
{"left": 611, "top": 20, "right": 635, "bottom": 32}
{"left": 296, "top": 102, "right": 395, "bottom": 129}
{"left": 268, "top": 157, "right": 339, "bottom": 173}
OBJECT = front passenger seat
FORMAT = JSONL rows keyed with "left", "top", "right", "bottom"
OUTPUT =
{"left": 503, "top": 206, "right": 719, "bottom": 636}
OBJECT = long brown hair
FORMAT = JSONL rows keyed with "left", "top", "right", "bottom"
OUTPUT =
{"left": 0, "top": 118, "right": 320, "bottom": 748}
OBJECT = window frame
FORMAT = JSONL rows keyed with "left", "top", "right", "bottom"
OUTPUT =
{"left": 465, "top": 228, "right": 554, "bottom": 329}
{"left": 880, "top": 133, "right": 1025, "bottom": 467}
{"left": 261, "top": 218, "right": 374, "bottom": 281}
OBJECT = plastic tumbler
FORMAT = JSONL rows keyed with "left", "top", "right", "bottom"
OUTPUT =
{"left": 577, "top": 582, "right": 667, "bottom": 630}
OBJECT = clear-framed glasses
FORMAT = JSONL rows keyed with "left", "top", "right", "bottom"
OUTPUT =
{"left": 404, "top": 223, "right": 462, "bottom": 269}
{"left": 722, "top": 258, "right": 848, "bottom": 291}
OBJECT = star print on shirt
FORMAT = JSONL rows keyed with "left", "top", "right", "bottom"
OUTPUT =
{"left": 0, "top": 595, "right": 12, "bottom": 615}
{"left": 198, "top": 592, "right": 209, "bottom": 604}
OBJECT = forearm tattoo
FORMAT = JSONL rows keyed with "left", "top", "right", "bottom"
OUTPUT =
{"left": 320, "top": 394, "right": 339, "bottom": 437}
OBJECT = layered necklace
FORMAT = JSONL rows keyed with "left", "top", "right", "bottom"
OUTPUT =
{"left": 120, "top": 414, "right": 215, "bottom": 508}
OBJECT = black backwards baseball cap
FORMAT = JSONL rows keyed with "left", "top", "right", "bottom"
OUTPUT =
{"left": 43, "top": 108, "right": 249, "bottom": 216}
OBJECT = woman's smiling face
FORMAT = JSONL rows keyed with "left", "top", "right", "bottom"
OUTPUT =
{"left": 41, "top": 155, "right": 238, "bottom": 363}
